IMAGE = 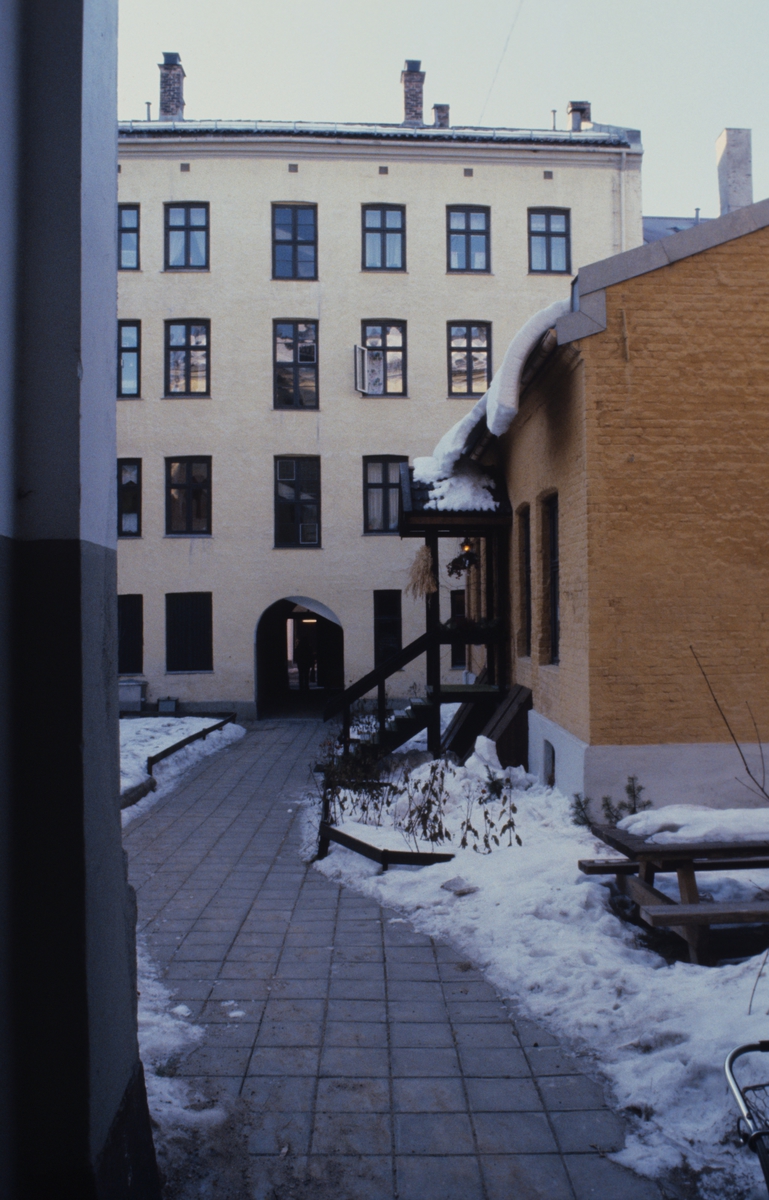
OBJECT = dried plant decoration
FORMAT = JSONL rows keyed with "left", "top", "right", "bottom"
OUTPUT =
{"left": 405, "top": 545, "right": 437, "bottom": 599}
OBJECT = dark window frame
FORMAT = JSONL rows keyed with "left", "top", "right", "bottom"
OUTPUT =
{"left": 271, "top": 203, "right": 318, "bottom": 280}
{"left": 361, "top": 204, "right": 406, "bottom": 272}
{"left": 118, "top": 594, "right": 144, "bottom": 675}
{"left": 274, "top": 456, "right": 321, "bottom": 549}
{"left": 360, "top": 320, "right": 407, "bottom": 396}
{"left": 446, "top": 205, "right": 491, "bottom": 273}
{"left": 164, "top": 202, "right": 210, "bottom": 270}
{"left": 118, "top": 204, "right": 140, "bottom": 270}
{"left": 450, "top": 590, "right": 467, "bottom": 669}
{"left": 165, "top": 456, "right": 212, "bottom": 536}
{"left": 273, "top": 319, "right": 319, "bottom": 409}
{"left": 362, "top": 455, "right": 407, "bottom": 534}
{"left": 117, "top": 458, "right": 142, "bottom": 538}
{"left": 446, "top": 321, "right": 492, "bottom": 396}
{"left": 164, "top": 319, "right": 211, "bottom": 397}
{"left": 517, "top": 505, "right": 531, "bottom": 657}
{"left": 118, "top": 319, "right": 141, "bottom": 398}
{"left": 373, "top": 590, "right": 402, "bottom": 666}
{"left": 165, "top": 592, "right": 213, "bottom": 672}
{"left": 528, "top": 208, "right": 571, "bottom": 274}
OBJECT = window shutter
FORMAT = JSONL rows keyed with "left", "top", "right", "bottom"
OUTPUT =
{"left": 118, "top": 594, "right": 143, "bottom": 674}
{"left": 166, "top": 592, "right": 213, "bottom": 671}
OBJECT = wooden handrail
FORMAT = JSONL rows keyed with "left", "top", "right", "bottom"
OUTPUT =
{"left": 323, "top": 630, "right": 437, "bottom": 721}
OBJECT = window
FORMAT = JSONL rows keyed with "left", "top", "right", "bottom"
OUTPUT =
{"left": 118, "top": 595, "right": 143, "bottom": 674}
{"left": 528, "top": 209, "right": 570, "bottom": 273}
{"left": 274, "top": 321, "right": 318, "bottom": 409}
{"left": 363, "top": 456, "right": 406, "bottom": 533}
{"left": 274, "top": 457, "right": 320, "bottom": 547}
{"left": 165, "top": 321, "right": 210, "bottom": 395}
{"left": 166, "top": 592, "right": 213, "bottom": 672}
{"left": 447, "top": 323, "right": 491, "bottom": 395}
{"left": 272, "top": 205, "right": 317, "bottom": 279}
{"left": 117, "top": 459, "right": 141, "bottom": 537}
{"left": 543, "top": 739, "right": 556, "bottom": 787}
{"left": 357, "top": 321, "right": 406, "bottom": 395}
{"left": 118, "top": 205, "right": 140, "bottom": 270}
{"left": 447, "top": 207, "right": 490, "bottom": 272}
{"left": 165, "top": 458, "right": 211, "bottom": 535}
{"left": 374, "top": 590, "right": 402, "bottom": 666}
{"left": 450, "top": 590, "right": 466, "bottom": 669}
{"left": 517, "top": 506, "right": 531, "bottom": 657}
{"left": 362, "top": 205, "right": 405, "bottom": 270}
{"left": 164, "top": 203, "right": 209, "bottom": 269}
{"left": 118, "top": 321, "right": 140, "bottom": 397}
{"left": 542, "top": 494, "right": 559, "bottom": 664}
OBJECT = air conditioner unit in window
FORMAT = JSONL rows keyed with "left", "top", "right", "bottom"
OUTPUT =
{"left": 354, "top": 345, "right": 370, "bottom": 394}
{"left": 299, "top": 523, "right": 319, "bottom": 544}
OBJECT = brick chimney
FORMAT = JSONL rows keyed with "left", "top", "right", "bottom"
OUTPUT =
{"left": 567, "top": 101, "right": 591, "bottom": 132}
{"left": 401, "top": 60, "right": 425, "bottom": 126}
{"left": 433, "top": 104, "right": 450, "bottom": 129}
{"left": 717, "top": 128, "right": 753, "bottom": 215}
{"left": 159, "top": 52, "right": 185, "bottom": 121}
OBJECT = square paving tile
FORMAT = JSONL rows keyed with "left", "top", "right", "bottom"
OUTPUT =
{"left": 550, "top": 1108, "right": 626, "bottom": 1153}
{"left": 389, "top": 1023, "right": 454, "bottom": 1049}
{"left": 465, "top": 1076, "right": 543, "bottom": 1112}
{"left": 248, "top": 1110, "right": 312, "bottom": 1155}
{"left": 564, "top": 1154, "right": 663, "bottom": 1199}
{"left": 395, "top": 1154, "right": 484, "bottom": 1200}
{"left": 303, "top": 1155, "right": 394, "bottom": 1200}
{"left": 315, "top": 1077, "right": 391, "bottom": 1113}
{"left": 458, "top": 1047, "right": 531, "bottom": 1078}
{"left": 255, "top": 1019, "right": 324, "bottom": 1047}
{"left": 472, "top": 1111, "right": 558, "bottom": 1155}
{"left": 392, "top": 1077, "right": 467, "bottom": 1113}
{"left": 324, "top": 1021, "right": 389, "bottom": 1048}
{"left": 390, "top": 1048, "right": 460, "bottom": 1078}
{"left": 311, "top": 1111, "right": 392, "bottom": 1155}
{"left": 247, "top": 1046, "right": 320, "bottom": 1076}
{"left": 482, "top": 1154, "right": 574, "bottom": 1200}
{"left": 241, "top": 1075, "right": 317, "bottom": 1112}
{"left": 320, "top": 1047, "right": 390, "bottom": 1078}
{"left": 394, "top": 1112, "right": 475, "bottom": 1155}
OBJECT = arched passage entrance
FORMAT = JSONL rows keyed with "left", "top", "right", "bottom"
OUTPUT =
{"left": 255, "top": 596, "right": 344, "bottom": 717}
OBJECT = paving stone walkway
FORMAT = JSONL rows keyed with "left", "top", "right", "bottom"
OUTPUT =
{"left": 124, "top": 720, "right": 663, "bottom": 1200}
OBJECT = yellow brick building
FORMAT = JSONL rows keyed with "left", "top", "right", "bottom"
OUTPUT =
{"left": 116, "top": 58, "right": 642, "bottom": 718}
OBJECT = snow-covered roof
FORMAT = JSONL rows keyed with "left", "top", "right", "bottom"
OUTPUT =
{"left": 117, "top": 118, "right": 638, "bottom": 149}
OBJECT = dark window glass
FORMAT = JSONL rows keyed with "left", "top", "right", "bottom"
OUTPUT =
{"left": 118, "top": 320, "right": 141, "bottom": 397}
{"left": 543, "top": 494, "right": 559, "bottom": 663}
{"left": 117, "top": 459, "right": 141, "bottom": 537}
{"left": 518, "top": 506, "right": 531, "bottom": 657}
{"left": 363, "top": 456, "right": 406, "bottom": 533}
{"left": 528, "top": 209, "right": 571, "bottom": 274}
{"left": 165, "top": 457, "right": 211, "bottom": 534}
{"left": 274, "top": 321, "right": 318, "bottom": 409}
{"left": 165, "top": 320, "right": 210, "bottom": 395}
{"left": 448, "top": 322, "right": 491, "bottom": 395}
{"left": 164, "top": 203, "right": 209, "bottom": 269}
{"left": 360, "top": 321, "right": 406, "bottom": 395}
{"left": 362, "top": 205, "right": 405, "bottom": 270}
{"left": 272, "top": 205, "right": 317, "bottom": 280}
{"left": 450, "top": 590, "right": 466, "bottom": 669}
{"left": 166, "top": 592, "right": 213, "bottom": 671}
{"left": 447, "top": 207, "right": 490, "bottom": 272}
{"left": 274, "top": 457, "right": 321, "bottom": 547}
{"left": 118, "top": 204, "right": 140, "bottom": 270}
{"left": 118, "top": 594, "right": 143, "bottom": 674}
{"left": 374, "top": 590, "right": 402, "bottom": 666}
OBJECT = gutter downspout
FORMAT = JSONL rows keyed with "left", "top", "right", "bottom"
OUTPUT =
{"left": 619, "top": 148, "right": 626, "bottom": 253}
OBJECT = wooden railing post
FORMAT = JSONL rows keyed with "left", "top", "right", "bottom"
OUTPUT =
{"left": 377, "top": 680, "right": 386, "bottom": 742}
{"left": 343, "top": 704, "right": 351, "bottom": 756}
{"left": 426, "top": 533, "right": 441, "bottom": 757}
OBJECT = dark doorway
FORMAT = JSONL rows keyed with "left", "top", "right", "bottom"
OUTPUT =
{"left": 256, "top": 598, "right": 344, "bottom": 717}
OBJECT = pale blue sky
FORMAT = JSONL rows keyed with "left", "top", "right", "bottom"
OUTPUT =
{"left": 118, "top": 0, "right": 769, "bottom": 218}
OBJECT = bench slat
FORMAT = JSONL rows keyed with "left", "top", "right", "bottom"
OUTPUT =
{"left": 640, "top": 901, "right": 769, "bottom": 928}
{"left": 579, "top": 859, "right": 639, "bottom": 876}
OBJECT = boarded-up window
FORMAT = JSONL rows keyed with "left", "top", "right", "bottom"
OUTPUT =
{"left": 166, "top": 592, "right": 213, "bottom": 672}
{"left": 374, "top": 590, "right": 402, "bottom": 666}
{"left": 118, "top": 594, "right": 143, "bottom": 674}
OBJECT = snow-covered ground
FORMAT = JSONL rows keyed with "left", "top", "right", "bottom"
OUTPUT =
{"left": 308, "top": 737, "right": 769, "bottom": 1198}
{"left": 120, "top": 716, "right": 246, "bottom": 827}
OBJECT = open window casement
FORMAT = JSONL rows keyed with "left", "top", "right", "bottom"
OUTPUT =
{"left": 354, "top": 345, "right": 368, "bottom": 393}
{"left": 354, "top": 345, "right": 386, "bottom": 395}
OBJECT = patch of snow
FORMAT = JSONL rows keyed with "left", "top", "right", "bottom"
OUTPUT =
{"left": 391, "top": 703, "right": 462, "bottom": 753}
{"left": 424, "top": 467, "right": 498, "bottom": 512}
{"left": 619, "top": 804, "right": 769, "bottom": 845}
{"left": 485, "top": 298, "right": 570, "bottom": 436}
{"left": 306, "top": 738, "right": 769, "bottom": 1195}
{"left": 121, "top": 717, "right": 246, "bottom": 827}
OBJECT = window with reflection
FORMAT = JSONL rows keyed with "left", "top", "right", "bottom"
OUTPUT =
{"left": 274, "top": 321, "right": 318, "bottom": 408}
{"left": 362, "top": 205, "right": 405, "bottom": 270}
{"left": 117, "top": 459, "right": 141, "bottom": 537}
{"left": 164, "top": 203, "right": 209, "bottom": 268}
{"left": 447, "top": 207, "right": 490, "bottom": 272}
{"left": 361, "top": 321, "right": 406, "bottom": 395}
{"left": 274, "top": 457, "right": 321, "bottom": 547}
{"left": 165, "top": 457, "right": 212, "bottom": 535}
{"left": 448, "top": 322, "right": 491, "bottom": 395}
{"left": 272, "top": 205, "right": 317, "bottom": 279}
{"left": 118, "top": 321, "right": 141, "bottom": 397}
{"left": 363, "top": 456, "right": 406, "bottom": 533}
{"left": 165, "top": 320, "right": 210, "bottom": 395}
{"left": 118, "top": 205, "right": 140, "bottom": 270}
{"left": 528, "top": 209, "right": 570, "bottom": 273}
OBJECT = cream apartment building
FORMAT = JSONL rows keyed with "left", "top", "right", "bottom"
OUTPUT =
{"left": 116, "top": 57, "right": 643, "bottom": 718}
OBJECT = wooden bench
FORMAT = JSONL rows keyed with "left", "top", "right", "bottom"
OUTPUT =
{"left": 640, "top": 901, "right": 769, "bottom": 928}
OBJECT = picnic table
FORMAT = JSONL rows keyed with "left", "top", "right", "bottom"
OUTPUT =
{"left": 579, "top": 824, "right": 769, "bottom": 964}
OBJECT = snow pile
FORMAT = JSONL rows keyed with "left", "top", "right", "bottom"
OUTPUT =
{"left": 620, "top": 804, "right": 769, "bottom": 845}
{"left": 121, "top": 717, "right": 246, "bottom": 826}
{"left": 137, "top": 941, "right": 226, "bottom": 1131}
{"left": 413, "top": 454, "right": 497, "bottom": 512}
{"left": 310, "top": 745, "right": 769, "bottom": 1195}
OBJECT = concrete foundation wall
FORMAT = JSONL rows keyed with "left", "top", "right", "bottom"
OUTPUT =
{"left": 528, "top": 709, "right": 588, "bottom": 798}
